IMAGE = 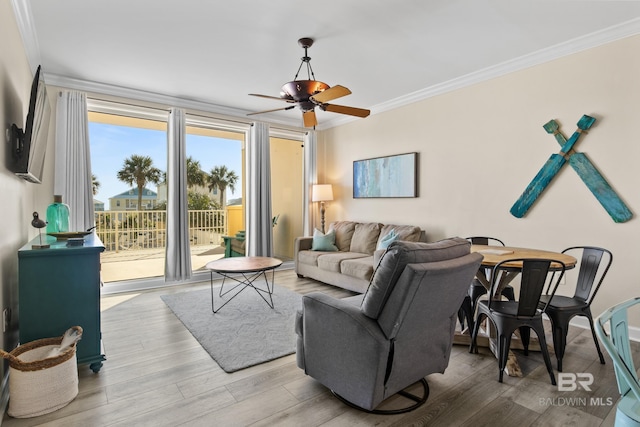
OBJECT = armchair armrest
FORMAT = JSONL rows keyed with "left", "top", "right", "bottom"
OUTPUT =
{"left": 297, "top": 292, "right": 390, "bottom": 409}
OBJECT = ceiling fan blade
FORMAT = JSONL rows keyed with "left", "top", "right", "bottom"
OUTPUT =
{"left": 323, "top": 104, "right": 370, "bottom": 118}
{"left": 303, "top": 110, "right": 317, "bottom": 128}
{"left": 249, "top": 93, "right": 295, "bottom": 103}
{"left": 247, "top": 105, "right": 296, "bottom": 116}
{"left": 310, "top": 85, "right": 351, "bottom": 103}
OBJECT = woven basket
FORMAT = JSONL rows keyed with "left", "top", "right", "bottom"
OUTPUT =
{"left": 0, "top": 326, "right": 82, "bottom": 418}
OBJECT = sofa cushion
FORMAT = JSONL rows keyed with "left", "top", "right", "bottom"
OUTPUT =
{"left": 377, "top": 224, "right": 422, "bottom": 248}
{"left": 298, "top": 249, "right": 329, "bottom": 267}
{"left": 317, "top": 252, "right": 370, "bottom": 273}
{"left": 311, "top": 229, "right": 338, "bottom": 251}
{"left": 330, "top": 221, "right": 357, "bottom": 252}
{"left": 362, "top": 238, "right": 471, "bottom": 319}
{"left": 350, "top": 223, "right": 382, "bottom": 255}
{"left": 341, "top": 256, "right": 375, "bottom": 281}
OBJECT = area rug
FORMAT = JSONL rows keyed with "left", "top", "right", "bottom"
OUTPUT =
{"left": 160, "top": 283, "right": 302, "bottom": 373}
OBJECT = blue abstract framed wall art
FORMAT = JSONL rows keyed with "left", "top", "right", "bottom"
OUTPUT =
{"left": 353, "top": 152, "right": 418, "bottom": 198}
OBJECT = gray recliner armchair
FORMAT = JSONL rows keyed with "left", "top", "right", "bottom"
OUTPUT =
{"left": 295, "top": 238, "right": 483, "bottom": 413}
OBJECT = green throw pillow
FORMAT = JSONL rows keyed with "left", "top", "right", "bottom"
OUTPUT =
{"left": 377, "top": 229, "right": 399, "bottom": 250}
{"left": 312, "top": 229, "right": 338, "bottom": 251}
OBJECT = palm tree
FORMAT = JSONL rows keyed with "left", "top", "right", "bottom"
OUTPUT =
{"left": 92, "top": 174, "right": 101, "bottom": 196}
{"left": 186, "top": 157, "right": 206, "bottom": 189}
{"left": 116, "top": 154, "right": 162, "bottom": 210}
{"left": 207, "top": 165, "right": 239, "bottom": 206}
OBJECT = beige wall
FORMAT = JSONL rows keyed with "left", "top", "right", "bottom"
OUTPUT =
{"left": 321, "top": 35, "right": 640, "bottom": 327}
{"left": 0, "top": 3, "right": 56, "bottom": 374}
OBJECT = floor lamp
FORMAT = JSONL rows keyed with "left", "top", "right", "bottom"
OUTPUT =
{"left": 312, "top": 184, "right": 333, "bottom": 233}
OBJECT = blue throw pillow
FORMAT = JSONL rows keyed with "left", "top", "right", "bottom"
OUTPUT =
{"left": 312, "top": 229, "right": 338, "bottom": 251}
{"left": 377, "top": 229, "right": 399, "bottom": 250}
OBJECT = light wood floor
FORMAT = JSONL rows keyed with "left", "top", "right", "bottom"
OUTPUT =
{"left": 2, "top": 269, "right": 631, "bottom": 426}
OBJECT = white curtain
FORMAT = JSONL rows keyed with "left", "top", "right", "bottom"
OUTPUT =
{"left": 303, "top": 130, "right": 318, "bottom": 236}
{"left": 246, "top": 122, "right": 273, "bottom": 256}
{"left": 54, "top": 91, "right": 94, "bottom": 231}
{"left": 165, "top": 108, "right": 192, "bottom": 281}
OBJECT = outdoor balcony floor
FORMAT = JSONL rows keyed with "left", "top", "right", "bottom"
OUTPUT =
{"left": 100, "top": 245, "right": 225, "bottom": 282}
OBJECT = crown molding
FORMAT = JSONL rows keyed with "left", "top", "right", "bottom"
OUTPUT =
{"left": 11, "top": 0, "right": 41, "bottom": 74}
{"left": 370, "top": 17, "right": 640, "bottom": 117}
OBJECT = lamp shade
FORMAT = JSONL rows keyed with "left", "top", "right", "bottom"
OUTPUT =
{"left": 312, "top": 184, "right": 333, "bottom": 202}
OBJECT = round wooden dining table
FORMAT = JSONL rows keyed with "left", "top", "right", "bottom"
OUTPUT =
{"left": 470, "top": 245, "right": 577, "bottom": 269}
{"left": 462, "top": 245, "right": 578, "bottom": 377}
{"left": 470, "top": 245, "right": 577, "bottom": 296}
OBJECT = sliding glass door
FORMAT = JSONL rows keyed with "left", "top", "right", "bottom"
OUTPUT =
{"left": 89, "top": 109, "right": 168, "bottom": 283}
{"left": 185, "top": 119, "right": 245, "bottom": 271}
{"left": 89, "top": 99, "right": 304, "bottom": 286}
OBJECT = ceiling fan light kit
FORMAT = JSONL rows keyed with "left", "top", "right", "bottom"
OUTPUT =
{"left": 248, "top": 37, "right": 370, "bottom": 127}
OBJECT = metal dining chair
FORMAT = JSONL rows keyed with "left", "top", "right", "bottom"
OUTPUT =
{"left": 458, "top": 237, "right": 515, "bottom": 331}
{"left": 539, "top": 246, "right": 612, "bottom": 372}
{"left": 470, "top": 258, "right": 566, "bottom": 384}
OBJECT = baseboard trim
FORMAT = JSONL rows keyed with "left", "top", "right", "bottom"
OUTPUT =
{"left": 570, "top": 316, "right": 640, "bottom": 342}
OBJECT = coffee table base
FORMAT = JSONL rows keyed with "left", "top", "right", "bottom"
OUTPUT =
{"left": 205, "top": 256, "right": 283, "bottom": 314}
{"left": 210, "top": 268, "right": 276, "bottom": 313}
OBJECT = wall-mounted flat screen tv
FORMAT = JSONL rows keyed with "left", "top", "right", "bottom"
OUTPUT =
{"left": 9, "top": 65, "right": 51, "bottom": 184}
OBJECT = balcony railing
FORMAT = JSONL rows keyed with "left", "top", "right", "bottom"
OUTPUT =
{"left": 95, "top": 209, "right": 226, "bottom": 252}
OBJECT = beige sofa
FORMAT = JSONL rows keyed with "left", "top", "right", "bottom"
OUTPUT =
{"left": 294, "top": 221, "right": 426, "bottom": 293}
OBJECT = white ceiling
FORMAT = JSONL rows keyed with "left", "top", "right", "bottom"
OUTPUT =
{"left": 15, "top": 0, "right": 640, "bottom": 129}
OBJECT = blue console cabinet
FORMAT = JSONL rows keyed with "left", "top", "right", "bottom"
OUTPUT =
{"left": 18, "top": 233, "right": 106, "bottom": 372}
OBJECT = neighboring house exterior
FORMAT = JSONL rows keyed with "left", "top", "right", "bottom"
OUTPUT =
{"left": 156, "top": 182, "right": 166, "bottom": 204}
{"left": 94, "top": 199, "right": 105, "bottom": 212}
{"left": 109, "top": 188, "right": 158, "bottom": 211}
{"left": 156, "top": 182, "right": 218, "bottom": 205}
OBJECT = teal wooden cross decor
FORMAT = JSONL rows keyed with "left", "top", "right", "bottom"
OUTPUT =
{"left": 510, "top": 115, "right": 632, "bottom": 223}
{"left": 543, "top": 119, "right": 632, "bottom": 223}
{"left": 510, "top": 115, "right": 594, "bottom": 218}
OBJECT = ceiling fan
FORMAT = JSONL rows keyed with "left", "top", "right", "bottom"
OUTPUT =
{"left": 248, "top": 37, "right": 370, "bottom": 128}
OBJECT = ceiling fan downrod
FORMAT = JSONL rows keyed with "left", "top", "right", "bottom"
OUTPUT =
{"left": 294, "top": 37, "right": 316, "bottom": 81}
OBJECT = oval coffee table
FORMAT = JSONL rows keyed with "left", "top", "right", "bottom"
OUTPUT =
{"left": 205, "top": 256, "right": 282, "bottom": 313}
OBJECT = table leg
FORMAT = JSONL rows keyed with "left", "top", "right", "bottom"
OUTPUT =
{"left": 493, "top": 271, "right": 519, "bottom": 299}
{"left": 473, "top": 268, "right": 520, "bottom": 299}
{"left": 210, "top": 268, "right": 276, "bottom": 313}
{"left": 252, "top": 269, "right": 275, "bottom": 309}
{"left": 475, "top": 268, "right": 491, "bottom": 290}
{"left": 219, "top": 274, "right": 246, "bottom": 298}
{"left": 210, "top": 272, "right": 225, "bottom": 313}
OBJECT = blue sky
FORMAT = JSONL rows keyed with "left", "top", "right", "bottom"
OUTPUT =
{"left": 89, "top": 122, "right": 242, "bottom": 204}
